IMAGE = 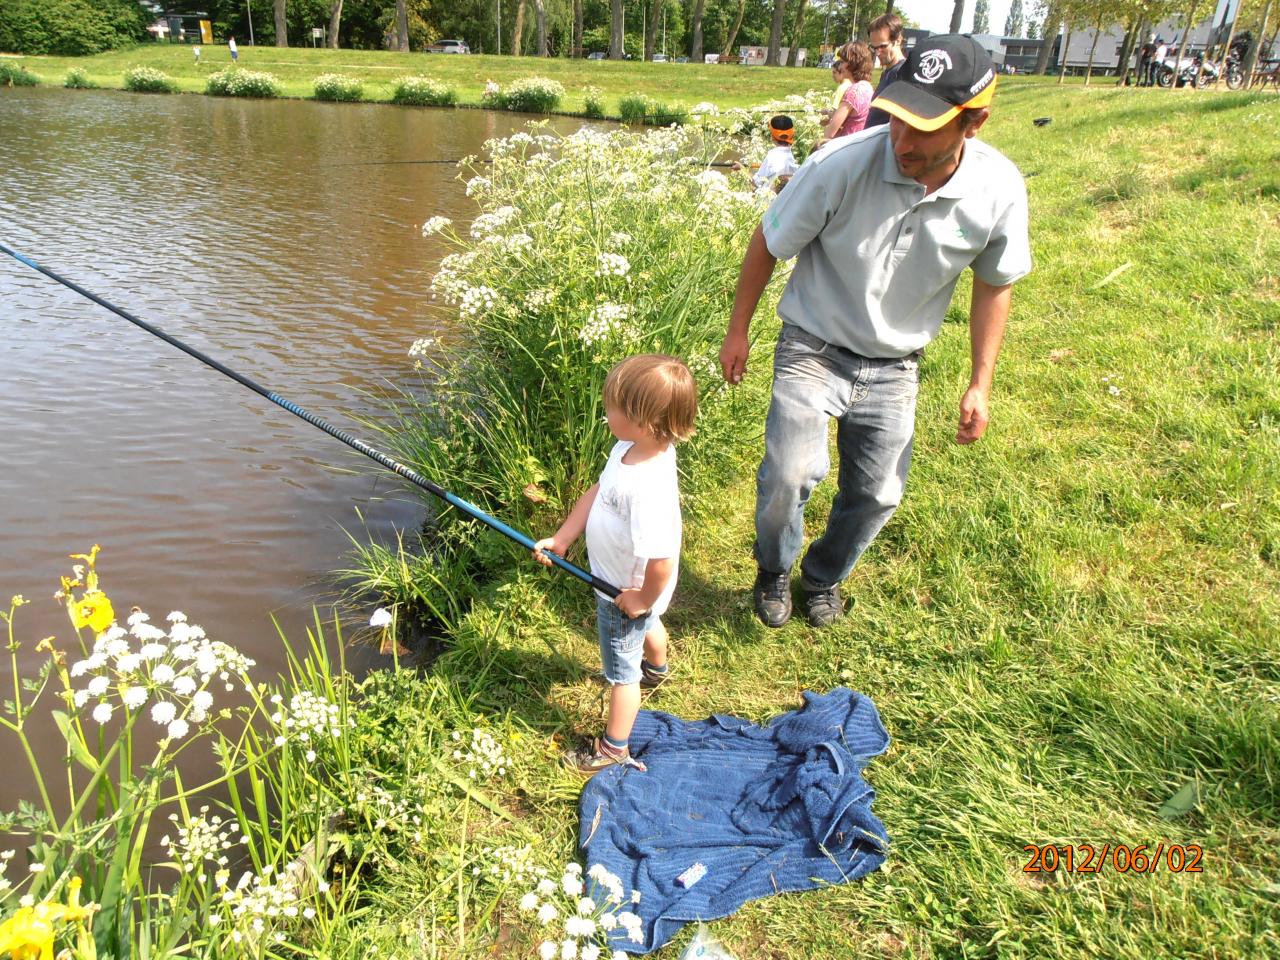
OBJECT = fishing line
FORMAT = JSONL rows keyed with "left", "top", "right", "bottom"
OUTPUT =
{"left": 0, "top": 241, "right": 619, "bottom": 599}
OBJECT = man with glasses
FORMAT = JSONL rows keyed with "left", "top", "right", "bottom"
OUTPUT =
{"left": 865, "top": 13, "right": 906, "bottom": 128}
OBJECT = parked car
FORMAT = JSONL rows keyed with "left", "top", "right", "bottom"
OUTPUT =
{"left": 652, "top": 53, "right": 668, "bottom": 62}
{"left": 674, "top": 56, "right": 689, "bottom": 63}
{"left": 426, "top": 39, "right": 470, "bottom": 54}
{"left": 587, "top": 51, "right": 607, "bottom": 60}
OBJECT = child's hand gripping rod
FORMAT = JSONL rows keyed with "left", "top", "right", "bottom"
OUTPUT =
{"left": 0, "top": 242, "right": 620, "bottom": 599}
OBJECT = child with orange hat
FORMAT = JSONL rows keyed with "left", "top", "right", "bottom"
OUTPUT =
{"left": 751, "top": 115, "right": 799, "bottom": 193}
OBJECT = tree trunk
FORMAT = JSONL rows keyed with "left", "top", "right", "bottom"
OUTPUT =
{"left": 513, "top": 0, "right": 526, "bottom": 56}
{"left": 723, "top": 0, "right": 747, "bottom": 57}
{"left": 1115, "top": 18, "right": 1138, "bottom": 86}
{"left": 1034, "top": 5, "right": 1058, "bottom": 74}
{"left": 274, "top": 0, "right": 287, "bottom": 46}
{"left": 610, "top": 0, "right": 624, "bottom": 58}
{"left": 573, "top": 0, "right": 583, "bottom": 56}
{"left": 395, "top": 0, "right": 409, "bottom": 52}
{"left": 1243, "top": 0, "right": 1273, "bottom": 86}
{"left": 327, "top": 0, "right": 342, "bottom": 48}
{"left": 767, "top": 0, "right": 787, "bottom": 66}
{"left": 1084, "top": 17, "right": 1102, "bottom": 84}
{"left": 787, "top": 0, "right": 809, "bottom": 65}
{"left": 646, "top": 0, "right": 662, "bottom": 60}
{"left": 1170, "top": 0, "right": 1200, "bottom": 90}
{"left": 1058, "top": 25, "right": 1072, "bottom": 83}
{"left": 949, "top": 0, "right": 965, "bottom": 34}
{"left": 534, "top": 0, "right": 548, "bottom": 55}
{"left": 1215, "top": 14, "right": 1239, "bottom": 86}
{"left": 690, "top": 0, "right": 706, "bottom": 61}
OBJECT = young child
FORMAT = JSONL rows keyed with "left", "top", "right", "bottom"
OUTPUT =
{"left": 533, "top": 354, "right": 698, "bottom": 776}
{"left": 752, "top": 115, "right": 798, "bottom": 193}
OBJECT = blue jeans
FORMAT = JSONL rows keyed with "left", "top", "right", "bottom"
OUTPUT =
{"left": 754, "top": 325, "right": 919, "bottom": 590}
{"left": 596, "top": 596, "right": 659, "bottom": 685}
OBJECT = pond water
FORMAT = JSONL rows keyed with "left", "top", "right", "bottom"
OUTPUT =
{"left": 0, "top": 87, "right": 586, "bottom": 811}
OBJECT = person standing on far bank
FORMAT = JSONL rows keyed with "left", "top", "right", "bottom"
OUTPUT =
{"left": 228, "top": 36, "right": 238, "bottom": 63}
{"left": 864, "top": 12, "right": 908, "bottom": 128}
{"left": 719, "top": 35, "right": 1032, "bottom": 629}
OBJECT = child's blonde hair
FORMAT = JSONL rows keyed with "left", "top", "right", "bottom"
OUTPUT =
{"left": 603, "top": 354, "right": 698, "bottom": 445}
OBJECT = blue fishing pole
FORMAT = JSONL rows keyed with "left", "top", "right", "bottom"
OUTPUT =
{"left": 1, "top": 241, "right": 619, "bottom": 599}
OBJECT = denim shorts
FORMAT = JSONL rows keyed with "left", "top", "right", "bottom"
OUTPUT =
{"left": 596, "top": 596, "right": 659, "bottom": 686}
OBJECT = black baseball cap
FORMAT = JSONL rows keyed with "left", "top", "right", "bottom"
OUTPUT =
{"left": 870, "top": 34, "right": 997, "bottom": 132}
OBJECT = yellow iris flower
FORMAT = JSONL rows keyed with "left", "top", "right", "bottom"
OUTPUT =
{"left": 68, "top": 590, "right": 114, "bottom": 635}
{"left": 0, "top": 878, "right": 97, "bottom": 960}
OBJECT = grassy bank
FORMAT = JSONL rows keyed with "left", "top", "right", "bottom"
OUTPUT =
{"left": 349, "top": 83, "right": 1280, "bottom": 958}
{"left": 3, "top": 61, "right": 1279, "bottom": 959}
{"left": 6, "top": 43, "right": 829, "bottom": 114}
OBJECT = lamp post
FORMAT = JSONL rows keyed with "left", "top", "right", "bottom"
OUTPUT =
{"left": 246, "top": 0, "right": 255, "bottom": 44}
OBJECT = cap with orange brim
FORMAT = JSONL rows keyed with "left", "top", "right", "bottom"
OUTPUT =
{"left": 870, "top": 34, "right": 998, "bottom": 132}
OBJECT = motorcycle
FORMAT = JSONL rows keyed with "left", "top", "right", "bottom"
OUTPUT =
{"left": 1155, "top": 52, "right": 1218, "bottom": 88}
{"left": 1224, "top": 38, "right": 1249, "bottom": 89}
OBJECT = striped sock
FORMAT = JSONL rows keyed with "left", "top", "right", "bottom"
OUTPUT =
{"left": 601, "top": 733, "right": 628, "bottom": 755}
{"left": 642, "top": 660, "right": 668, "bottom": 676}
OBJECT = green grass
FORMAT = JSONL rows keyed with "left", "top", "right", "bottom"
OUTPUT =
{"left": 4, "top": 48, "right": 1279, "bottom": 957}
{"left": 343, "top": 84, "right": 1280, "bottom": 957}
{"left": 8, "top": 43, "right": 839, "bottom": 114}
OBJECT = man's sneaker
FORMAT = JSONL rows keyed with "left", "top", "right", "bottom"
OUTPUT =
{"left": 753, "top": 568, "right": 792, "bottom": 628}
{"left": 640, "top": 661, "right": 670, "bottom": 689}
{"left": 802, "top": 583, "right": 844, "bottom": 628}
{"left": 562, "top": 738, "right": 646, "bottom": 777}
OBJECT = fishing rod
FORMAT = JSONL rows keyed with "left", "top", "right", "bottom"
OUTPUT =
{"left": 320, "top": 158, "right": 739, "bottom": 169}
{"left": 0, "top": 241, "right": 619, "bottom": 599}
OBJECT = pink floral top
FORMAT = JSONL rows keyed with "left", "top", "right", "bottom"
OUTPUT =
{"left": 836, "top": 80, "right": 875, "bottom": 138}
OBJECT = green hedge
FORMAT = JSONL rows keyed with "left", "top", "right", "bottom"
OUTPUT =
{"left": 0, "top": 0, "right": 146, "bottom": 55}
{"left": 0, "top": 61, "right": 39, "bottom": 85}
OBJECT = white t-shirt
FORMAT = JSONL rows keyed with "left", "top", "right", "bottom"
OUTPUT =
{"left": 753, "top": 145, "right": 798, "bottom": 190}
{"left": 585, "top": 440, "right": 681, "bottom": 615}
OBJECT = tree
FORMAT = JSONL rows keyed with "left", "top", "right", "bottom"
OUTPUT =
{"left": 767, "top": 0, "right": 787, "bottom": 64}
{"left": 573, "top": 0, "right": 583, "bottom": 55}
{"left": 274, "top": 0, "right": 288, "bottom": 45}
{"left": 327, "top": 0, "right": 343, "bottom": 47}
{"left": 534, "top": 0, "right": 548, "bottom": 54}
{"left": 1034, "top": 2, "right": 1059, "bottom": 72}
{"left": 395, "top": 0, "right": 408, "bottom": 49}
{"left": 787, "top": 0, "right": 808, "bottom": 64}
{"left": 609, "top": 0, "right": 622, "bottom": 56}
{"left": 1005, "top": 0, "right": 1024, "bottom": 35}
{"left": 645, "top": 0, "right": 662, "bottom": 59}
{"left": 722, "top": 0, "right": 747, "bottom": 56}
{"left": 950, "top": 0, "right": 966, "bottom": 33}
{"left": 1169, "top": 0, "right": 1203, "bottom": 88}
{"left": 974, "top": 0, "right": 989, "bottom": 31}
{"left": 1028, "top": 18, "right": 1039, "bottom": 36}
{"left": 690, "top": 0, "right": 706, "bottom": 60}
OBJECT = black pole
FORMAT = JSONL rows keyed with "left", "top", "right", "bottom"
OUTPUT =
{"left": 0, "top": 242, "right": 618, "bottom": 599}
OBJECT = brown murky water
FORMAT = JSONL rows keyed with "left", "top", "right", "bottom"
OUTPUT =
{"left": 0, "top": 87, "right": 586, "bottom": 810}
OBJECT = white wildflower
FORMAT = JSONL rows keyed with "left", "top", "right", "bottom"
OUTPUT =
{"left": 151, "top": 701, "right": 177, "bottom": 726}
{"left": 421, "top": 216, "right": 452, "bottom": 237}
{"left": 92, "top": 702, "right": 114, "bottom": 724}
{"left": 539, "top": 942, "right": 558, "bottom": 960}
{"left": 520, "top": 892, "right": 540, "bottom": 912}
{"left": 561, "top": 940, "right": 578, "bottom": 960}
{"left": 369, "top": 608, "right": 393, "bottom": 628}
{"left": 167, "top": 718, "right": 190, "bottom": 740}
{"left": 595, "top": 253, "right": 631, "bottom": 278}
{"left": 537, "top": 902, "right": 558, "bottom": 925}
{"left": 87, "top": 676, "right": 110, "bottom": 697}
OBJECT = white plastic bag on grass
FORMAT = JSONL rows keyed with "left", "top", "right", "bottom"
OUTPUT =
{"left": 679, "top": 923, "right": 738, "bottom": 960}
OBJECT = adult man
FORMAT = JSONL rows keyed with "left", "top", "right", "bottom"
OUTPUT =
{"left": 719, "top": 35, "right": 1032, "bottom": 628}
{"left": 864, "top": 13, "right": 907, "bottom": 128}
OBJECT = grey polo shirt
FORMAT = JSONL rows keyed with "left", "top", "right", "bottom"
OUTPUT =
{"left": 762, "top": 124, "right": 1031, "bottom": 358}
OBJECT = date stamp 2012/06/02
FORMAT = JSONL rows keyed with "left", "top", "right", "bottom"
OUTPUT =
{"left": 1023, "top": 843, "right": 1204, "bottom": 875}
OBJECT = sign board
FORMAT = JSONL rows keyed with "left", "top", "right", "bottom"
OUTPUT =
{"left": 312, "top": 27, "right": 324, "bottom": 38}
{"left": 200, "top": 19, "right": 213, "bottom": 44}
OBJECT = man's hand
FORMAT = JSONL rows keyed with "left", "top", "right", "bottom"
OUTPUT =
{"left": 956, "top": 386, "right": 990, "bottom": 444}
{"left": 719, "top": 330, "right": 750, "bottom": 385}
{"left": 532, "top": 537, "right": 569, "bottom": 567}
{"left": 615, "top": 589, "right": 651, "bottom": 619}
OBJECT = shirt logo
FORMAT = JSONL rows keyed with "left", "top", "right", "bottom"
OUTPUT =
{"left": 914, "top": 49, "right": 952, "bottom": 84}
